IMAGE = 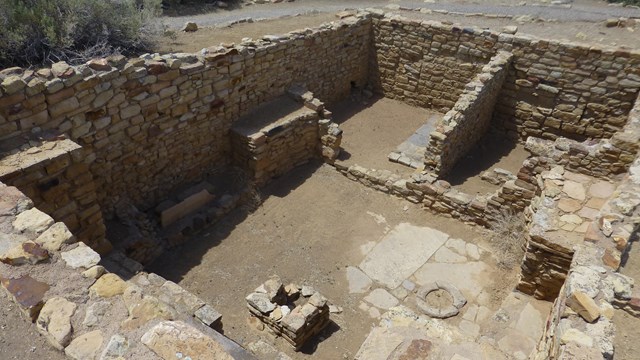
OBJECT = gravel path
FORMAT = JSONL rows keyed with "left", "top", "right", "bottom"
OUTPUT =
{"left": 162, "top": 0, "right": 640, "bottom": 28}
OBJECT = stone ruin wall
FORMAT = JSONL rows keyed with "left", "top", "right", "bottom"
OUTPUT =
{"left": 369, "top": 13, "right": 640, "bottom": 145}
{"left": 0, "top": 140, "right": 110, "bottom": 252}
{"left": 1, "top": 10, "right": 640, "bottom": 359}
{"left": 529, "top": 156, "right": 640, "bottom": 359}
{"left": 424, "top": 51, "right": 513, "bottom": 176}
{"left": 0, "top": 16, "right": 371, "bottom": 225}
{"left": 369, "top": 14, "right": 490, "bottom": 112}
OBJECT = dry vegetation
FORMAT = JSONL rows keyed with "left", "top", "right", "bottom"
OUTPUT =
{"left": 490, "top": 210, "right": 528, "bottom": 270}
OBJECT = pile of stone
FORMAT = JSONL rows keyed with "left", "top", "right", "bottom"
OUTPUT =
{"left": 246, "top": 277, "right": 330, "bottom": 350}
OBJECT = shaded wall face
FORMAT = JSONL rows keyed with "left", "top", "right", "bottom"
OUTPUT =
{"left": 0, "top": 18, "right": 371, "bottom": 217}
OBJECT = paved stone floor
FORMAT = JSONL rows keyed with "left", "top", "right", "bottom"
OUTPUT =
{"left": 388, "top": 113, "right": 442, "bottom": 168}
{"left": 347, "top": 223, "right": 551, "bottom": 360}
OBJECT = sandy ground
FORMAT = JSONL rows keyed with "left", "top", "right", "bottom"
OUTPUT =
{"left": 0, "top": 292, "right": 66, "bottom": 360}
{"left": 148, "top": 163, "right": 496, "bottom": 359}
{"left": 155, "top": 0, "right": 640, "bottom": 53}
{"left": 332, "top": 97, "right": 433, "bottom": 175}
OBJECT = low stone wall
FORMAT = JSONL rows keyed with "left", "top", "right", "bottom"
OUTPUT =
{"left": 424, "top": 51, "right": 513, "bottom": 176}
{"left": 531, "top": 156, "right": 640, "bottom": 359}
{"left": 333, "top": 154, "right": 543, "bottom": 228}
{"left": 0, "top": 139, "right": 110, "bottom": 253}
{"left": 0, "top": 182, "right": 254, "bottom": 359}
{"left": 525, "top": 92, "right": 640, "bottom": 179}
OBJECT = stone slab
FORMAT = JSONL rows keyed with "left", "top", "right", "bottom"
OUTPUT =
{"left": 346, "top": 266, "right": 372, "bottom": 294}
{"left": 161, "top": 189, "right": 215, "bottom": 227}
{"left": 413, "top": 262, "right": 490, "bottom": 301}
{"left": 142, "top": 320, "right": 234, "bottom": 360}
{"left": 360, "top": 223, "right": 449, "bottom": 289}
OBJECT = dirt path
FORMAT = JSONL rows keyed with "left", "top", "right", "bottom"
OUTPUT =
{"left": 148, "top": 163, "right": 489, "bottom": 359}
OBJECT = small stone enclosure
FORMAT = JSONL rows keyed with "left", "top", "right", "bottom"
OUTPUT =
{"left": 1, "top": 9, "right": 639, "bottom": 360}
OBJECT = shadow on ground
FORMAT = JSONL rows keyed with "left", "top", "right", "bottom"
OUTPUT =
{"left": 146, "top": 160, "right": 323, "bottom": 283}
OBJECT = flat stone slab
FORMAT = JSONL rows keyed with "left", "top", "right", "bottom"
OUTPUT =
{"left": 364, "top": 288, "right": 399, "bottom": 310}
{"left": 346, "top": 266, "right": 372, "bottom": 294}
{"left": 389, "top": 114, "right": 441, "bottom": 168}
{"left": 61, "top": 243, "right": 101, "bottom": 269}
{"left": 360, "top": 223, "right": 449, "bottom": 289}
{"left": 413, "top": 262, "right": 490, "bottom": 302}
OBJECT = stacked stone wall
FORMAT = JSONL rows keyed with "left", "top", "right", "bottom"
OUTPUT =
{"left": 0, "top": 16, "right": 371, "bottom": 218}
{"left": 525, "top": 92, "right": 640, "bottom": 179}
{"left": 369, "top": 13, "right": 640, "bottom": 143}
{"left": 424, "top": 51, "right": 512, "bottom": 175}
{"left": 0, "top": 139, "right": 110, "bottom": 253}
{"left": 369, "top": 15, "right": 489, "bottom": 112}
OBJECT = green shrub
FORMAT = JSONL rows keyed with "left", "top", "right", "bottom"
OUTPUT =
{"left": 0, "top": 0, "right": 162, "bottom": 68}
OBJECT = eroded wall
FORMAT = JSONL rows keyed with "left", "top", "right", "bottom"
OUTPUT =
{"left": 0, "top": 16, "right": 371, "bottom": 218}
{"left": 368, "top": 13, "right": 640, "bottom": 143}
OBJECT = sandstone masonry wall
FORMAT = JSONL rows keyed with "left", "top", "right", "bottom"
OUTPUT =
{"left": 370, "top": 15, "right": 488, "bottom": 112}
{"left": 0, "top": 16, "right": 371, "bottom": 218}
{"left": 424, "top": 51, "right": 512, "bottom": 176}
{"left": 525, "top": 92, "right": 640, "bottom": 179}
{"left": 368, "top": 13, "right": 640, "bottom": 142}
{"left": 0, "top": 182, "right": 254, "bottom": 359}
{"left": 531, "top": 156, "right": 640, "bottom": 359}
{"left": 0, "top": 139, "right": 110, "bottom": 253}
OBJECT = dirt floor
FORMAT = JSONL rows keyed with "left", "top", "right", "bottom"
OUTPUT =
{"left": 148, "top": 162, "right": 504, "bottom": 359}
{"left": 156, "top": 12, "right": 338, "bottom": 53}
{"left": 0, "top": 292, "right": 66, "bottom": 360}
{"left": 444, "top": 136, "right": 531, "bottom": 195}
{"left": 332, "top": 97, "right": 434, "bottom": 175}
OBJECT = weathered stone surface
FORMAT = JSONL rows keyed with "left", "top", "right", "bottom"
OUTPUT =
{"left": 182, "top": 22, "right": 198, "bottom": 32}
{"left": 360, "top": 224, "right": 449, "bottom": 288}
{"left": 121, "top": 295, "right": 177, "bottom": 330}
{"left": 346, "top": 266, "right": 372, "bottom": 294}
{"left": 558, "top": 198, "right": 582, "bottom": 213}
{"left": 246, "top": 292, "right": 276, "bottom": 314}
{"left": 90, "top": 273, "right": 128, "bottom": 298}
{"left": 567, "top": 291, "right": 601, "bottom": 323}
{"left": 65, "top": 330, "right": 104, "bottom": 360}
{"left": 141, "top": 321, "right": 234, "bottom": 360}
{"left": 195, "top": 304, "right": 222, "bottom": 328}
{"left": 36, "top": 297, "right": 77, "bottom": 350}
{"left": 35, "top": 222, "right": 76, "bottom": 251}
{"left": 364, "top": 288, "right": 399, "bottom": 310}
{"left": 13, "top": 208, "right": 54, "bottom": 234}
{"left": 100, "top": 334, "right": 129, "bottom": 360}
{"left": 0, "top": 241, "right": 49, "bottom": 265}
{"left": 82, "top": 265, "right": 106, "bottom": 279}
{"left": 0, "top": 275, "right": 49, "bottom": 320}
{"left": 82, "top": 300, "right": 109, "bottom": 327}
{"left": 61, "top": 243, "right": 101, "bottom": 269}
{"left": 588, "top": 181, "right": 616, "bottom": 199}
{"left": 563, "top": 181, "right": 586, "bottom": 201}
